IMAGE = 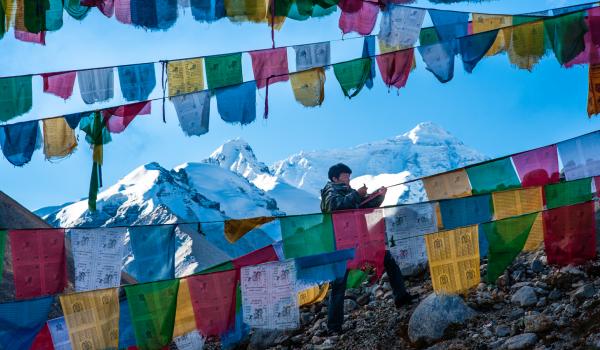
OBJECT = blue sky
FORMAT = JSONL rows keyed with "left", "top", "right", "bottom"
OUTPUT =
{"left": 0, "top": 0, "right": 597, "bottom": 211}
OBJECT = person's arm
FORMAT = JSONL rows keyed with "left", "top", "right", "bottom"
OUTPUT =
{"left": 359, "top": 187, "right": 386, "bottom": 209}
{"left": 323, "top": 189, "right": 362, "bottom": 212}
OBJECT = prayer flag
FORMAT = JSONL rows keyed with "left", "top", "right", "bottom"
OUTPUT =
{"left": 125, "top": 225, "right": 175, "bottom": 282}
{"left": 0, "top": 120, "right": 40, "bottom": 166}
{"left": 425, "top": 225, "right": 480, "bottom": 294}
{"left": 418, "top": 41, "right": 455, "bottom": 83}
{"left": 69, "top": 227, "right": 125, "bottom": 292}
{"left": 294, "top": 42, "right": 330, "bottom": 71}
{"left": 14, "top": 28, "right": 45, "bottom": 44}
{"left": 225, "top": 217, "right": 276, "bottom": 243}
{"left": 47, "top": 317, "right": 71, "bottom": 350}
{"left": 205, "top": 53, "right": 243, "bottom": 89}
{"left": 9, "top": 228, "right": 67, "bottom": 299}
{"left": 188, "top": 270, "right": 237, "bottom": 336}
{"left": 544, "top": 11, "right": 588, "bottom": 65}
{"left": 42, "top": 71, "right": 76, "bottom": 100}
{"left": 0, "top": 230, "right": 5, "bottom": 284}
{"left": 249, "top": 48, "right": 289, "bottom": 89}
{"left": 23, "top": 0, "right": 48, "bottom": 33}
{"left": 298, "top": 284, "right": 329, "bottom": 306}
{"left": 465, "top": 157, "right": 521, "bottom": 194}
{"left": 125, "top": 279, "right": 180, "bottom": 349}
{"left": 482, "top": 213, "right": 537, "bottom": 283}
{"left": 492, "top": 187, "right": 543, "bottom": 219}
{"left": 172, "top": 330, "right": 206, "bottom": 350}
{"left": 118, "top": 299, "right": 137, "bottom": 349}
{"left": 376, "top": 48, "right": 414, "bottom": 88}
{"left": 241, "top": 260, "right": 299, "bottom": 329}
{"left": 0, "top": 296, "right": 53, "bottom": 350}
{"left": 42, "top": 118, "right": 77, "bottom": 160}
{"left": 199, "top": 221, "right": 274, "bottom": 260}
{"left": 30, "top": 323, "right": 54, "bottom": 350}
{"left": 130, "top": 0, "right": 178, "bottom": 30}
{"left": 346, "top": 268, "right": 368, "bottom": 288}
{"left": 59, "top": 288, "right": 120, "bottom": 350}
{"left": 65, "top": 0, "right": 90, "bottom": 19}
{"left": 190, "top": 0, "right": 225, "bottom": 22}
{"left": 174, "top": 278, "right": 198, "bottom": 338}
{"left": 459, "top": 30, "right": 498, "bottom": 73}
{"left": 384, "top": 203, "right": 437, "bottom": 272}
{"left": 171, "top": 90, "right": 210, "bottom": 137}
{"left": 419, "top": 26, "right": 440, "bottom": 46}
{"left": 114, "top": 0, "right": 130, "bottom": 23}
{"left": 280, "top": 213, "right": 335, "bottom": 259}
{"left": 588, "top": 64, "right": 600, "bottom": 117}
{"left": 378, "top": 5, "right": 425, "bottom": 48}
{"left": 64, "top": 112, "right": 90, "bottom": 130}
{"left": 290, "top": 67, "right": 326, "bottom": 107}
{"left": 77, "top": 67, "right": 114, "bottom": 104}
{"left": 333, "top": 209, "right": 386, "bottom": 278}
{"left": 558, "top": 130, "right": 600, "bottom": 181}
{"left": 505, "top": 19, "right": 545, "bottom": 71}
{"left": 543, "top": 201, "right": 596, "bottom": 266}
{"left": 362, "top": 36, "right": 376, "bottom": 89}
{"left": 511, "top": 145, "right": 560, "bottom": 187}
{"left": 338, "top": 0, "right": 378, "bottom": 35}
{"left": 118, "top": 63, "right": 156, "bottom": 102}
{"left": 333, "top": 57, "right": 371, "bottom": 98}
{"left": 102, "top": 101, "right": 151, "bottom": 133}
{"left": 0, "top": 75, "right": 32, "bottom": 122}
{"left": 216, "top": 81, "right": 256, "bottom": 125}
{"left": 167, "top": 58, "right": 204, "bottom": 96}
{"left": 295, "top": 249, "right": 354, "bottom": 287}
{"left": 423, "top": 169, "right": 472, "bottom": 201}
{"left": 428, "top": 9, "right": 469, "bottom": 53}
{"left": 472, "top": 14, "right": 511, "bottom": 56}
{"left": 232, "top": 245, "right": 279, "bottom": 274}
{"left": 544, "top": 178, "right": 593, "bottom": 210}
{"left": 438, "top": 194, "right": 493, "bottom": 230}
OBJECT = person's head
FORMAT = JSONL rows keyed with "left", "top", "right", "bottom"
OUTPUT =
{"left": 328, "top": 163, "right": 352, "bottom": 185}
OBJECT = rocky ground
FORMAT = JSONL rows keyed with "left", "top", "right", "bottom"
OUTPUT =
{"left": 208, "top": 249, "right": 600, "bottom": 349}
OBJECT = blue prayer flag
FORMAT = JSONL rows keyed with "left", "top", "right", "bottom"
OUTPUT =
{"left": 558, "top": 130, "right": 600, "bottom": 181}
{"left": 418, "top": 41, "right": 455, "bottom": 83}
{"left": 191, "top": 0, "right": 226, "bottom": 22}
{"left": 459, "top": 30, "right": 498, "bottom": 73}
{"left": 428, "top": 9, "right": 469, "bottom": 54}
{"left": 0, "top": 120, "right": 40, "bottom": 167}
{"left": 216, "top": 81, "right": 257, "bottom": 125}
{"left": 125, "top": 225, "right": 176, "bottom": 282}
{"left": 362, "top": 36, "right": 376, "bottom": 89}
{"left": 118, "top": 299, "right": 137, "bottom": 349}
{"left": 118, "top": 63, "right": 157, "bottom": 102}
{"left": 0, "top": 296, "right": 53, "bottom": 350}
{"left": 439, "top": 194, "right": 493, "bottom": 230}
{"left": 295, "top": 249, "right": 355, "bottom": 287}
{"left": 200, "top": 222, "right": 274, "bottom": 260}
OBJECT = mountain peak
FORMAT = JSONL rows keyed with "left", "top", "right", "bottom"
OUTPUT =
{"left": 402, "top": 122, "right": 458, "bottom": 145}
{"left": 205, "top": 138, "right": 270, "bottom": 180}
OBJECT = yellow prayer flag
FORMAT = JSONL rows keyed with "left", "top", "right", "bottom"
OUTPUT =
{"left": 425, "top": 225, "right": 480, "bottom": 295}
{"left": 491, "top": 187, "right": 543, "bottom": 220}
{"left": 298, "top": 284, "right": 329, "bottom": 306}
{"left": 59, "top": 288, "right": 120, "bottom": 350}
{"left": 224, "top": 216, "right": 275, "bottom": 243}
{"left": 472, "top": 14, "right": 512, "bottom": 56}
{"left": 523, "top": 213, "right": 544, "bottom": 251}
{"left": 3, "top": 0, "right": 17, "bottom": 31}
{"left": 167, "top": 58, "right": 205, "bottom": 97}
{"left": 422, "top": 169, "right": 472, "bottom": 201}
{"left": 173, "top": 279, "right": 197, "bottom": 338}
{"left": 504, "top": 21, "right": 545, "bottom": 71}
{"left": 290, "top": 68, "right": 326, "bottom": 107}
{"left": 43, "top": 118, "right": 77, "bottom": 160}
{"left": 588, "top": 64, "right": 600, "bottom": 117}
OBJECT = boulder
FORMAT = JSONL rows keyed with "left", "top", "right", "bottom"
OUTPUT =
{"left": 511, "top": 286, "right": 538, "bottom": 307}
{"left": 503, "top": 333, "right": 537, "bottom": 350}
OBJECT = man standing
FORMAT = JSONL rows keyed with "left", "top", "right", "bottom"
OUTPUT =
{"left": 321, "top": 163, "right": 415, "bottom": 334}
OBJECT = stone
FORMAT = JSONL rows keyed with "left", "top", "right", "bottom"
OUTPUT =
{"left": 496, "top": 325, "right": 511, "bottom": 337}
{"left": 503, "top": 333, "right": 538, "bottom": 350}
{"left": 509, "top": 308, "right": 525, "bottom": 321}
{"left": 408, "top": 293, "right": 477, "bottom": 345}
{"left": 344, "top": 299, "right": 359, "bottom": 313}
{"left": 548, "top": 290, "right": 562, "bottom": 301}
{"left": 572, "top": 284, "right": 595, "bottom": 302}
{"left": 356, "top": 294, "right": 370, "bottom": 306}
{"left": 586, "top": 333, "right": 600, "bottom": 349}
{"left": 523, "top": 313, "right": 553, "bottom": 333}
{"left": 531, "top": 259, "right": 544, "bottom": 274}
{"left": 248, "top": 329, "right": 291, "bottom": 349}
{"left": 511, "top": 286, "right": 538, "bottom": 307}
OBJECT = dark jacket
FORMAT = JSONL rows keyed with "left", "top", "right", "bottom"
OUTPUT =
{"left": 320, "top": 182, "right": 385, "bottom": 213}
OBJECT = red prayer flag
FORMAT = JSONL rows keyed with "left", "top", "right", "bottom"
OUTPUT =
{"left": 9, "top": 229, "right": 67, "bottom": 299}
{"left": 338, "top": 0, "right": 362, "bottom": 13}
{"left": 249, "top": 48, "right": 289, "bottom": 89}
{"left": 187, "top": 270, "right": 237, "bottom": 337}
{"left": 543, "top": 201, "right": 596, "bottom": 266}
{"left": 338, "top": 1, "right": 379, "bottom": 36}
{"left": 102, "top": 101, "right": 151, "bottom": 133}
{"left": 595, "top": 176, "right": 600, "bottom": 196}
{"left": 566, "top": 12, "right": 600, "bottom": 68}
{"left": 14, "top": 30, "right": 46, "bottom": 45}
{"left": 376, "top": 48, "right": 414, "bottom": 89}
{"left": 511, "top": 145, "right": 560, "bottom": 187}
{"left": 232, "top": 245, "right": 278, "bottom": 272}
{"left": 115, "top": 0, "right": 132, "bottom": 24}
{"left": 42, "top": 72, "right": 77, "bottom": 100}
{"left": 589, "top": 7, "right": 600, "bottom": 47}
{"left": 332, "top": 208, "right": 386, "bottom": 278}
{"left": 29, "top": 324, "right": 54, "bottom": 350}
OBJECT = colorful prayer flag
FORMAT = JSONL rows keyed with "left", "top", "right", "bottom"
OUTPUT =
{"left": 482, "top": 213, "right": 538, "bottom": 283}
{"left": 190, "top": 0, "right": 225, "bottom": 22}
{"left": 505, "top": 19, "right": 545, "bottom": 71}
{"left": 589, "top": 64, "right": 600, "bottom": 117}
{"left": 544, "top": 11, "right": 588, "bottom": 65}
{"left": 171, "top": 90, "right": 210, "bottom": 137}
{"left": 338, "top": 0, "right": 378, "bottom": 35}
{"left": 205, "top": 53, "right": 243, "bottom": 89}
{"left": 294, "top": 42, "right": 330, "bottom": 71}
{"left": 125, "top": 279, "right": 180, "bottom": 349}
{"left": 543, "top": 201, "right": 596, "bottom": 266}
{"left": 438, "top": 194, "right": 493, "bottom": 230}
{"left": 125, "top": 225, "right": 175, "bottom": 282}
{"left": 280, "top": 213, "right": 335, "bottom": 259}
{"left": 0, "top": 296, "right": 53, "bottom": 350}
{"left": 298, "top": 284, "right": 329, "bottom": 306}
{"left": 117, "top": 299, "right": 137, "bottom": 349}
{"left": 376, "top": 48, "right": 414, "bottom": 88}
{"left": 118, "top": 63, "right": 156, "bottom": 101}
{"left": 558, "top": 130, "right": 600, "bottom": 181}
{"left": 418, "top": 41, "right": 455, "bottom": 83}
{"left": 167, "top": 58, "right": 204, "bottom": 96}
{"left": 422, "top": 169, "right": 472, "bottom": 201}
{"left": 249, "top": 47, "right": 289, "bottom": 89}
{"left": 295, "top": 249, "right": 354, "bottom": 288}
{"left": 69, "top": 227, "right": 125, "bottom": 292}
{"left": 290, "top": 67, "right": 326, "bottom": 107}
{"left": 0, "top": 120, "right": 40, "bottom": 167}
{"left": 459, "top": 29, "right": 498, "bottom": 73}
{"left": 0, "top": 75, "right": 32, "bottom": 122}
{"left": 465, "top": 157, "right": 521, "bottom": 194}
{"left": 425, "top": 225, "right": 480, "bottom": 294}
{"left": 472, "top": 14, "right": 511, "bottom": 56}
{"left": 174, "top": 278, "right": 198, "bottom": 338}
{"left": 491, "top": 187, "right": 543, "bottom": 219}
{"left": 0, "top": 230, "right": 5, "bottom": 284}
{"left": 216, "top": 81, "right": 256, "bottom": 125}
{"left": 102, "top": 101, "right": 151, "bottom": 133}
{"left": 30, "top": 323, "right": 54, "bottom": 350}
{"left": 65, "top": 0, "right": 90, "bottom": 19}
{"left": 42, "top": 71, "right": 76, "bottom": 100}
{"left": 233, "top": 245, "right": 279, "bottom": 274}
{"left": 47, "top": 316, "right": 71, "bottom": 350}
{"left": 225, "top": 216, "right": 276, "bottom": 243}
{"left": 77, "top": 68, "right": 114, "bottom": 104}
{"left": 362, "top": 36, "right": 376, "bottom": 89}
{"left": 42, "top": 118, "right": 77, "bottom": 160}
{"left": 544, "top": 178, "right": 593, "bottom": 210}
{"left": 511, "top": 145, "right": 560, "bottom": 187}
{"left": 172, "top": 330, "right": 206, "bottom": 350}
{"left": 333, "top": 57, "right": 371, "bottom": 98}
{"left": 188, "top": 270, "right": 237, "bottom": 337}
{"left": 378, "top": 5, "right": 425, "bottom": 48}
{"left": 241, "top": 260, "right": 299, "bottom": 329}
{"left": 59, "top": 288, "right": 120, "bottom": 350}
{"left": 114, "top": 0, "right": 131, "bottom": 23}
{"left": 9, "top": 228, "right": 67, "bottom": 299}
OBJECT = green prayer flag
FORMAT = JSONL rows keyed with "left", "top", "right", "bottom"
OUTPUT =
{"left": 544, "top": 11, "right": 587, "bottom": 65}
{"left": 420, "top": 27, "right": 440, "bottom": 46}
{"left": 199, "top": 261, "right": 234, "bottom": 274}
{"left": 346, "top": 269, "right": 368, "bottom": 288}
{"left": 512, "top": 16, "right": 541, "bottom": 25}
{"left": 125, "top": 279, "right": 180, "bottom": 350}
{"left": 0, "top": 1, "right": 5, "bottom": 39}
{"left": 544, "top": 178, "right": 592, "bottom": 210}
{"left": 79, "top": 111, "right": 112, "bottom": 146}
{"left": 0, "top": 231, "right": 5, "bottom": 284}
{"left": 273, "top": 0, "right": 292, "bottom": 17}
{"left": 205, "top": 53, "right": 243, "bottom": 89}
{"left": 24, "top": 0, "right": 50, "bottom": 33}
{"left": 45, "top": 0, "right": 63, "bottom": 31}
{"left": 482, "top": 212, "right": 537, "bottom": 283}
{"left": 65, "top": 0, "right": 90, "bottom": 19}
{"left": 465, "top": 157, "right": 522, "bottom": 194}
{"left": 333, "top": 58, "right": 371, "bottom": 99}
{"left": 0, "top": 76, "right": 33, "bottom": 122}
{"left": 280, "top": 213, "right": 335, "bottom": 258}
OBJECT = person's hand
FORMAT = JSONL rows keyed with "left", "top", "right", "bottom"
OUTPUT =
{"left": 357, "top": 184, "right": 368, "bottom": 197}
{"left": 377, "top": 186, "right": 387, "bottom": 196}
